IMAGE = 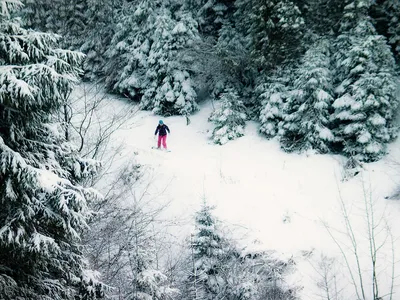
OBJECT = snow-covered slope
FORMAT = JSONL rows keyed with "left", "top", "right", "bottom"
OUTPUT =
{"left": 82, "top": 86, "right": 400, "bottom": 299}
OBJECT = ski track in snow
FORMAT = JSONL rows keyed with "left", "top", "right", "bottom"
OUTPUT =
{"left": 84, "top": 87, "right": 400, "bottom": 299}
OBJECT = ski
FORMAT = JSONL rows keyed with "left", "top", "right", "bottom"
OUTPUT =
{"left": 152, "top": 147, "right": 171, "bottom": 152}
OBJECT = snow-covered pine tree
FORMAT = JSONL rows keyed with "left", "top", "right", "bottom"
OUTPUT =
{"left": 234, "top": 0, "right": 305, "bottom": 125}
{"left": 141, "top": 10, "right": 200, "bottom": 116}
{"left": 258, "top": 67, "right": 294, "bottom": 139}
{"left": 332, "top": 0, "right": 399, "bottom": 161}
{"left": 385, "top": 0, "right": 400, "bottom": 59}
{"left": 187, "top": 0, "right": 235, "bottom": 37}
{"left": 23, "top": 0, "right": 88, "bottom": 49}
{"left": 234, "top": 0, "right": 305, "bottom": 68}
{"left": 63, "top": 0, "right": 88, "bottom": 49}
{"left": 301, "top": 0, "right": 345, "bottom": 35}
{"left": 189, "top": 200, "right": 228, "bottom": 299}
{"left": 214, "top": 21, "right": 253, "bottom": 100}
{"left": 104, "top": 0, "right": 156, "bottom": 99}
{"left": 24, "top": 0, "right": 121, "bottom": 78}
{"left": 185, "top": 19, "right": 253, "bottom": 112}
{"left": 279, "top": 39, "right": 334, "bottom": 153}
{"left": 258, "top": 85, "right": 287, "bottom": 139}
{"left": 104, "top": 2, "right": 199, "bottom": 116}
{"left": 23, "top": 0, "right": 50, "bottom": 30}
{"left": 209, "top": 88, "right": 247, "bottom": 145}
{"left": 0, "top": 1, "right": 103, "bottom": 298}
{"left": 269, "top": 0, "right": 306, "bottom": 63}
{"left": 81, "top": 0, "right": 123, "bottom": 80}
{"left": 258, "top": 87, "right": 285, "bottom": 139}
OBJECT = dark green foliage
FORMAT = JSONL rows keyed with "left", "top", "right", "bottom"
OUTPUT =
{"left": 187, "top": 0, "right": 236, "bottom": 37}
{"left": 235, "top": 0, "right": 305, "bottom": 68}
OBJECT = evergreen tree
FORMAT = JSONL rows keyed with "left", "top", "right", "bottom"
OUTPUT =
{"left": 141, "top": 10, "right": 200, "bottom": 116}
{"left": 189, "top": 201, "right": 228, "bottom": 299}
{"left": 0, "top": 1, "right": 103, "bottom": 298}
{"left": 186, "top": 204, "right": 299, "bottom": 300}
{"left": 215, "top": 21, "right": 254, "bottom": 99}
{"left": 234, "top": 0, "right": 305, "bottom": 124}
{"left": 280, "top": 39, "right": 334, "bottom": 153}
{"left": 209, "top": 88, "right": 247, "bottom": 145}
{"left": 235, "top": 0, "right": 305, "bottom": 68}
{"left": 258, "top": 67, "right": 294, "bottom": 139}
{"left": 81, "top": 0, "right": 123, "bottom": 80}
{"left": 23, "top": 0, "right": 88, "bottom": 49}
{"left": 301, "top": 0, "right": 345, "bottom": 36}
{"left": 258, "top": 84, "right": 287, "bottom": 139}
{"left": 63, "top": 0, "right": 88, "bottom": 49}
{"left": 188, "top": 0, "right": 235, "bottom": 37}
{"left": 104, "top": 2, "right": 199, "bottom": 116}
{"left": 23, "top": 0, "right": 50, "bottom": 30}
{"left": 385, "top": 0, "right": 400, "bottom": 59}
{"left": 332, "top": 0, "right": 399, "bottom": 161}
{"left": 23, "top": 0, "right": 123, "bottom": 78}
{"left": 185, "top": 19, "right": 253, "bottom": 110}
{"left": 104, "top": 0, "right": 156, "bottom": 99}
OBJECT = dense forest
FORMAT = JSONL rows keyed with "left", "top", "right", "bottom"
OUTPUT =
{"left": 1, "top": 0, "right": 400, "bottom": 299}
{"left": 22, "top": 0, "right": 400, "bottom": 161}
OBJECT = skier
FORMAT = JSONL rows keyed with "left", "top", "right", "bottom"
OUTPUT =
{"left": 154, "top": 120, "right": 170, "bottom": 150}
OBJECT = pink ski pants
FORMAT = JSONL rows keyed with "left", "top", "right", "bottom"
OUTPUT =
{"left": 157, "top": 135, "right": 167, "bottom": 149}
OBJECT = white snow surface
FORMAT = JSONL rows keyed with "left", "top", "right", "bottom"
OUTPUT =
{"left": 77, "top": 85, "right": 400, "bottom": 300}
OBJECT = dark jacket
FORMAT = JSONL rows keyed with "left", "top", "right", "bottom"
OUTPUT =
{"left": 155, "top": 124, "right": 170, "bottom": 136}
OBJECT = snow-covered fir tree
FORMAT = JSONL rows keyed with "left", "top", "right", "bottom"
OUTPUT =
{"left": 301, "top": 0, "right": 345, "bottom": 35}
{"left": 332, "top": 0, "right": 399, "bottom": 161}
{"left": 187, "top": 0, "right": 235, "bottom": 37}
{"left": 104, "top": 0, "right": 156, "bottom": 99}
{"left": 234, "top": 0, "right": 305, "bottom": 126}
{"left": 235, "top": 0, "right": 305, "bottom": 68}
{"left": 23, "top": 0, "right": 88, "bottom": 49}
{"left": 214, "top": 21, "right": 253, "bottom": 101}
{"left": 141, "top": 10, "right": 200, "bottom": 116}
{"left": 80, "top": 0, "right": 123, "bottom": 80}
{"left": 258, "top": 67, "right": 294, "bottom": 139}
{"left": 63, "top": 0, "right": 88, "bottom": 49}
{"left": 0, "top": 1, "right": 104, "bottom": 298}
{"left": 186, "top": 207, "right": 299, "bottom": 300}
{"left": 188, "top": 200, "right": 229, "bottom": 299}
{"left": 23, "top": 0, "right": 50, "bottom": 30}
{"left": 209, "top": 88, "right": 247, "bottom": 145}
{"left": 186, "top": 19, "right": 252, "bottom": 112}
{"left": 105, "top": 2, "right": 199, "bottom": 116}
{"left": 385, "top": 0, "right": 400, "bottom": 59}
{"left": 269, "top": 0, "right": 306, "bottom": 61}
{"left": 248, "top": 249, "right": 298, "bottom": 299}
{"left": 279, "top": 39, "right": 334, "bottom": 153}
{"left": 24, "top": 0, "right": 123, "bottom": 78}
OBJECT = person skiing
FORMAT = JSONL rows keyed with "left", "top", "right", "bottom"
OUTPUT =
{"left": 154, "top": 120, "right": 170, "bottom": 150}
